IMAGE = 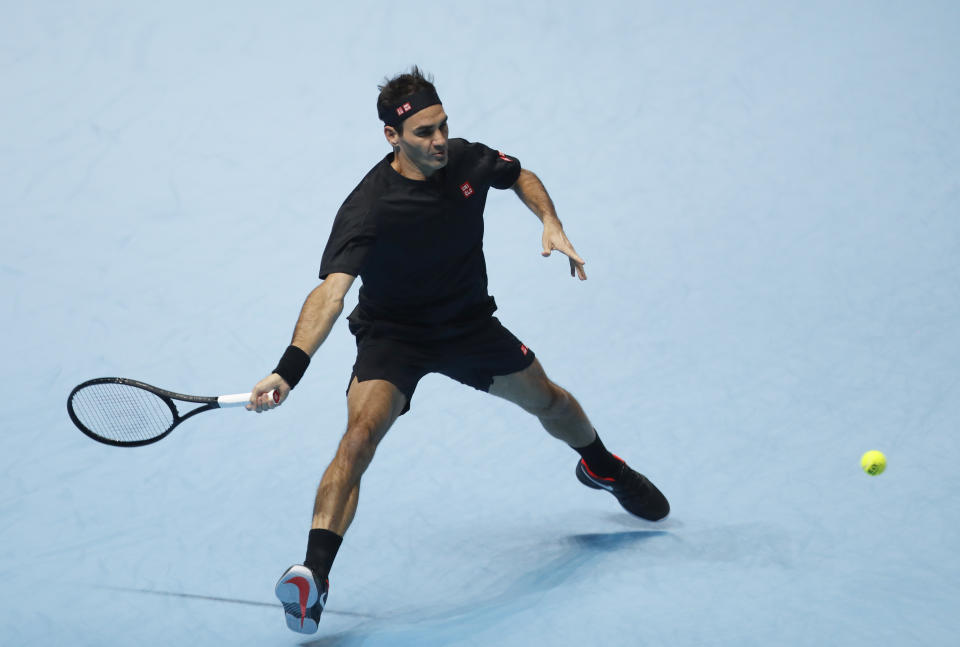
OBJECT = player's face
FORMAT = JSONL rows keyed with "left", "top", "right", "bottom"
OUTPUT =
{"left": 386, "top": 105, "right": 449, "bottom": 178}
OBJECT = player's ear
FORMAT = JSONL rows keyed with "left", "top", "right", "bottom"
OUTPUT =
{"left": 384, "top": 125, "right": 400, "bottom": 146}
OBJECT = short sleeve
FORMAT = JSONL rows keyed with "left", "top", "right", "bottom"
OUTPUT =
{"left": 458, "top": 140, "right": 521, "bottom": 190}
{"left": 485, "top": 146, "right": 522, "bottom": 190}
{"left": 318, "top": 194, "right": 375, "bottom": 279}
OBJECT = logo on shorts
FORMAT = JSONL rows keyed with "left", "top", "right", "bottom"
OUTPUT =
{"left": 460, "top": 182, "right": 474, "bottom": 198}
{"left": 520, "top": 344, "right": 528, "bottom": 356}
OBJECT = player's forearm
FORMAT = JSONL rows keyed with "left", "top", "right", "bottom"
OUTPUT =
{"left": 290, "top": 283, "right": 346, "bottom": 357}
{"left": 512, "top": 169, "right": 561, "bottom": 227}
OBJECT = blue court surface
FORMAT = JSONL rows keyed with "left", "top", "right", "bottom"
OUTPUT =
{"left": 3, "top": 2, "right": 959, "bottom": 645}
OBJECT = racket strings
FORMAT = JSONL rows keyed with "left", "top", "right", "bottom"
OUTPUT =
{"left": 70, "top": 383, "right": 176, "bottom": 443}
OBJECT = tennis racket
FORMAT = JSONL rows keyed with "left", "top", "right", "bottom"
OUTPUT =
{"left": 67, "top": 377, "right": 279, "bottom": 447}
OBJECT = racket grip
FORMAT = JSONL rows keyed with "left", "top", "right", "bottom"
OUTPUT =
{"left": 218, "top": 389, "right": 279, "bottom": 408}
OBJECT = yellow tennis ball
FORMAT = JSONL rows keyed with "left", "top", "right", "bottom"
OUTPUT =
{"left": 861, "top": 450, "right": 886, "bottom": 476}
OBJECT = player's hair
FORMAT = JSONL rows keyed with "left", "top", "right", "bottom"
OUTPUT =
{"left": 377, "top": 66, "right": 437, "bottom": 134}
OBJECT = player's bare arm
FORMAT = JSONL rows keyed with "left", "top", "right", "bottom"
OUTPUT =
{"left": 247, "top": 272, "right": 356, "bottom": 412}
{"left": 512, "top": 168, "right": 587, "bottom": 280}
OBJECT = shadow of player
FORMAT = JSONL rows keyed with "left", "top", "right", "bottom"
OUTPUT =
{"left": 300, "top": 529, "right": 668, "bottom": 647}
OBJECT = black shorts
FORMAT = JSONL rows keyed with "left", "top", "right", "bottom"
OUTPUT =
{"left": 348, "top": 317, "right": 535, "bottom": 415}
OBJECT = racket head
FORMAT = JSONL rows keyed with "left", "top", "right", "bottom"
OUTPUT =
{"left": 67, "top": 378, "right": 200, "bottom": 447}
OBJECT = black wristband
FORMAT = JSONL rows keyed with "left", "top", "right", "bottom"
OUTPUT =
{"left": 273, "top": 345, "right": 310, "bottom": 389}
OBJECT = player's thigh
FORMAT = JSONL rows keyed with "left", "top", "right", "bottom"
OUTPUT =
{"left": 345, "top": 376, "right": 407, "bottom": 446}
{"left": 487, "top": 358, "right": 556, "bottom": 413}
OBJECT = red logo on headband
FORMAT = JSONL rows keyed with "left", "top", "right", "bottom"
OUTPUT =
{"left": 460, "top": 182, "right": 474, "bottom": 198}
{"left": 396, "top": 102, "right": 413, "bottom": 116}
{"left": 498, "top": 151, "right": 512, "bottom": 162}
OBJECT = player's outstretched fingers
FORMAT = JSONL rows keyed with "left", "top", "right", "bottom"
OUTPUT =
{"left": 570, "top": 257, "right": 587, "bottom": 280}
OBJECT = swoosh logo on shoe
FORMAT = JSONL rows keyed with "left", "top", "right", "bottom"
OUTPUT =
{"left": 284, "top": 576, "right": 311, "bottom": 629}
{"left": 580, "top": 462, "right": 615, "bottom": 491}
{"left": 318, "top": 580, "right": 328, "bottom": 610}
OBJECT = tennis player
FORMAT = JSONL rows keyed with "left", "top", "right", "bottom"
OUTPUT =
{"left": 247, "top": 67, "right": 669, "bottom": 634}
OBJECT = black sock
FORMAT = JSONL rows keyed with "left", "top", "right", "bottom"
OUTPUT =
{"left": 572, "top": 432, "right": 623, "bottom": 478}
{"left": 304, "top": 528, "right": 343, "bottom": 578}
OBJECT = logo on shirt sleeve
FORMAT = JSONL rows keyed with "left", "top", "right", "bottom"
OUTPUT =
{"left": 460, "top": 182, "right": 474, "bottom": 198}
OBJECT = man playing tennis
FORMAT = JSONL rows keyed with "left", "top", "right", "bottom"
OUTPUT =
{"left": 247, "top": 67, "right": 669, "bottom": 634}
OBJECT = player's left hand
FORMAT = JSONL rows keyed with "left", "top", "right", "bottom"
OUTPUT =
{"left": 542, "top": 222, "right": 587, "bottom": 280}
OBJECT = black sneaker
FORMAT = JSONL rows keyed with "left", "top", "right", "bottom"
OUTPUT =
{"left": 576, "top": 457, "right": 670, "bottom": 521}
{"left": 275, "top": 564, "right": 328, "bottom": 634}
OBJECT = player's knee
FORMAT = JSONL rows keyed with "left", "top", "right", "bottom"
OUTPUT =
{"left": 531, "top": 381, "right": 570, "bottom": 419}
{"left": 337, "top": 422, "right": 379, "bottom": 472}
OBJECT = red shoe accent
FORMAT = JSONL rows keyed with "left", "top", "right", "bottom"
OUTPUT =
{"left": 284, "top": 576, "right": 311, "bottom": 629}
{"left": 580, "top": 458, "right": 620, "bottom": 482}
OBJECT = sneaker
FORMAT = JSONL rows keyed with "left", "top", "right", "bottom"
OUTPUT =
{"left": 576, "top": 457, "right": 670, "bottom": 521}
{"left": 275, "top": 564, "right": 328, "bottom": 634}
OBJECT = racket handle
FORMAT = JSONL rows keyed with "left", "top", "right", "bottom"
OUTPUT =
{"left": 218, "top": 389, "right": 279, "bottom": 408}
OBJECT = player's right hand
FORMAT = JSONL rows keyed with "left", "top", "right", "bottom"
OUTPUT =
{"left": 247, "top": 373, "right": 291, "bottom": 413}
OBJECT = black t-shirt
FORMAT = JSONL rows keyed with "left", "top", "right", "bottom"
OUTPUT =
{"left": 318, "top": 138, "right": 522, "bottom": 340}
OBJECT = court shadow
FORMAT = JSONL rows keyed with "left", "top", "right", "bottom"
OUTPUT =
{"left": 567, "top": 529, "right": 669, "bottom": 552}
{"left": 299, "top": 529, "right": 668, "bottom": 647}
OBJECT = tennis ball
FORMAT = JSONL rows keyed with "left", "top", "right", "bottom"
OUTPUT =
{"left": 861, "top": 450, "right": 886, "bottom": 476}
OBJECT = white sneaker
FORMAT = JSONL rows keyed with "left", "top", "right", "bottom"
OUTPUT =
{"left": 275, "top": 564, "right": 328, "bottom": 634}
